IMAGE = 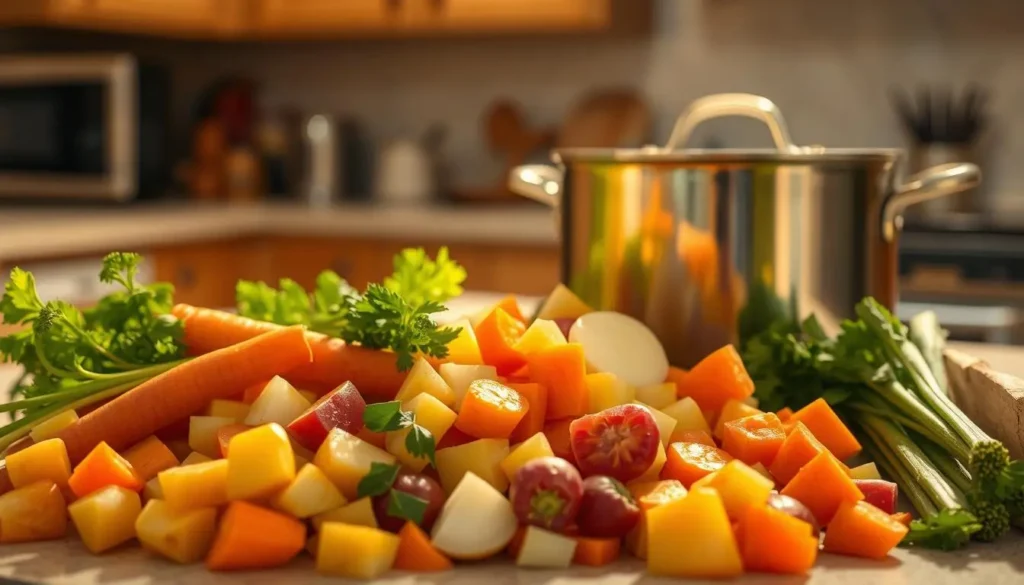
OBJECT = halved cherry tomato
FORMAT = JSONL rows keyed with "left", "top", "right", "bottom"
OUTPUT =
{"left": 569, "top": 404, "right": 660, "bottom": 483}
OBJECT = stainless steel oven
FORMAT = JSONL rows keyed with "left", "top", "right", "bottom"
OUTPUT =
{"left": 0, "top": 53, "right": 169, "bottom": 201}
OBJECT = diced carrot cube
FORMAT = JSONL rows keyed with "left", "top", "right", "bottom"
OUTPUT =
{"left": 769, "top": 422, "right": 827, "bottom": 485}
{"left": 675, "top": 346, "right": 754, "bottom": 412}
{"left": 788, "top": 398, "right": 862, "bottom": 461}
{"left": 721, "top": 413, "right": 786, "bottom": 467}
{"left": 527, "top": 343, "right": 588, "bottom": 420}
{"left": 823, "top": 500, "right": 908, "bottom": 559}
{"left": 780, "top": 452, "right": 863, "bottom": 525}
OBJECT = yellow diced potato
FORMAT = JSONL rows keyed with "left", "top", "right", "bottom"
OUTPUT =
{"left": 272, "top": 464, "right": 346, "bottom": 519}
{"left": 436, "top": 438, "right": 510, "bottom": 494}
{"left": 633, "top": 402, "right": 677, "bottom": 447}
{"left": 143, "top": 477, "right": 163, "bottom": 501}
{"left": 188, "top": 416, "right": 235, "bottom": 458}
{"left": 245, "top": 376, "right": 311, "bottom": 427}
{"left": 135, "top": 499, "right": 217, "bottom": 564}
{"left": 395, "top": 358, "right": 456, "bottom": 408}
{"left": 386, "top": 393, "right": 457, "bottom": 472}
{"left": 751, "top": 462, "right": 775, "bottom": 483}
{"left": 312, "top": 497, "right": 377, "bottom": 531}
{"left": 535, "top": 284, "right": 593, "bottom": 321}
{"left": 0, "top": 480, "right": 67, "bottom": 543}
{"left": 226, "top": 423, "right": 295, "bottom": 501}
{"left": 6, "top": 438, "right": 71, "bottom": 489}
{"left": 646, "top": 487, "right": 742, "bottom": 578}
{"left": 691, "top": 471, "right": 718, "bottom": 491}
{"left": 28, "top": 410, "right": 79, "bottom": 443}
{"left": 180, "top": 452, "right": 213, "bottom": 466}
{"left": 662, "top": 397, "right": 711, "bottom": 436}
{"left": 704, "top": 460, "right": 773, "bottom": 520}
{"left": 513, "top": 319, "right": 567, "bottom": 356}
{"left": 67, "top": 485, "right": 141, "bottom": 554}
{"left": 206, "top": 399, "right": 251, "bottom": 422}
{"left": 849, "top": 462, "right": 882, "bottom": 481}
{"left": 314, "top": 428, "right": 396, "bottom": 500}
{"left": 317, "top": 523, "right": 400, "bottom": 579}
{"left": 159, "top": 460, "right": 229, "bottom": 510}
{"left": 500, "top": 433, "right": 554, "bottom": 482}
{"left": 430, "top": 472, "right": 518, "bottom": 560}
{"left": 630, "top": 442, "right": 667, "bottom": 485}
{"left": 586, "top": 372, "right": 636, "bottom": 412}
{"left": 515, "top": 526, "right": 577, "bottom": 568}
{"left": 439, "top": 363, "right": 498, "bottom": 408}
{"left": 446, "top": 318, "right": 484, "bottom": 365}
{"left": 635, "top": 383, "right": 677, "bottom": 410}
{"left": 298, "top": 390, "right": 318, "bottom": 404}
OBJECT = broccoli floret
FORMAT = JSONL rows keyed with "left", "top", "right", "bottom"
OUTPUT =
{"left": 970, "top": 441, "right": 1010, "bottom": 485}
{"left": 970, "top": 497, "right": 1010, "bottom": 542}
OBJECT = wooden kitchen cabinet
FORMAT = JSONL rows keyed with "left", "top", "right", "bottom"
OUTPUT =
{"left": 44, "top": 0, "right": 249, "bottom": 37}
{"left": 420, "top": 0, "right": 611, "bottom": 33}
{"left": 249, "top": 0, "right": 403, "bottom": 37}
{"left": 151, "top": 238, "right": 274, "bottom": 310}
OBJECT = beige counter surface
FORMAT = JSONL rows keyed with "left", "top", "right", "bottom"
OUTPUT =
{"left": 0, "top": 203, "right": 557, "bottom": 263}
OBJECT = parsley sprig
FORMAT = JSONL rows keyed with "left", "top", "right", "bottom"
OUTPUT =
{"left": 0, "top": 253, "right": 188, "bottom": 450}
{"left": 235, "top": 247, "right": 464, "bottom": 371}
{"left": 362, "top": 401, "right": 437, "bottom": 467}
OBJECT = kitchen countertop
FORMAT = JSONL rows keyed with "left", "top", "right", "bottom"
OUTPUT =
{"left": 0, "top": 202, "right": 557, "bottom": 263}
{"left": 0, "top": 292, "right": 1022, "bottom": 583}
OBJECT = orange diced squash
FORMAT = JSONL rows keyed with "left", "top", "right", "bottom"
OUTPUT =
{"left": 741, "top": 504, "right": 818, "bottom": 574}
{"left": 121, "top": 436, "right": 179, "bottom": 482}
{"left": 823, "top": 500, "right": 908, "bottom": 559}
{"left": 474, "top": 307, "right": 528, "bottom": 376}
{"left": 573, "top": 537, "right": 620, "bottom": 567}
{"left": 69, "top": 442, "right": 143, "bottom": 498}
{"left": 713, "top": 399, "right": 763, "bottom": 439}
{"left": 527, "top": 343, "right": 589, "bottom": 420}
{"left": 780, "top": 452, "right": 863, "bottom": 525}
{"left": 6, "top": 439, "right": 72, "bottom": 489}
{"left": 721, "top": 412, "right": 786, "bottom": 467}
{"left": 777, "top": 407, "right": 794, "bottom": 422}
{"left": 675, "top": 346, "right": 754, "bottom": 412}
{"left": 789, "top": 398, "right": 862, "bottom": 461}
{"left": 0, "top": 480, "right": 68, "bottom": 543}
{"left": 662, "top": 442, "right": 733, "bottom": 488}
{"left": 394, "top": 522, "right": 453, "bottom": 572}
{"left": 206, "top": 501, "right": 306, "bottom": 570}
{"left": 769, "top": 422, "right": 827, "bottom": 485}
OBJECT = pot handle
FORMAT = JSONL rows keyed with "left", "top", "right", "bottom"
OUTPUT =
{"left": 664, "top": 93, "right": 799, "bottom": 152}
{"left": 508, "top": 164, "right": 563, "bottom": 208}
{"left": 881, "top": 162, "right": 981, "bottom": 242}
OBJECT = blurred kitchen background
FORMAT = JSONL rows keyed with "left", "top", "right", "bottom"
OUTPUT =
{"left": 1, "top": 0, "right": 1023, "bottom": 344}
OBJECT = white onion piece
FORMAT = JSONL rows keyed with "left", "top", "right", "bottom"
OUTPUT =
{"left": 568, "top": 311, "right": 669, "bottom": 388}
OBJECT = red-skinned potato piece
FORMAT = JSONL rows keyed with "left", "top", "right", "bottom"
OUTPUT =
{"left": 286, "top": 381, "right": 366, "bottom": 452}
{"left": 853, "top": 479, "right": 898, "bottom": 515}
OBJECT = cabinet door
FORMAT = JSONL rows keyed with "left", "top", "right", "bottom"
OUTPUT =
{"left": 252, "top": 0, "right": 400, "bottom": 36}
{"left": 431, "top": 0, "right": 609, "bottom": 32}
{"left": 47, "top": 0, "right": 246, "bottom": 37}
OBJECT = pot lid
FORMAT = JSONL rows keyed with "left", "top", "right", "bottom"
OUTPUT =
{"left": 552, "top": 94, "right": 904, "bottom": 166}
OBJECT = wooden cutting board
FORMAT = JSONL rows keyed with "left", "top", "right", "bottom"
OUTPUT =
{"left": 945, "top": 347, "right": 1024, "bottom": 459}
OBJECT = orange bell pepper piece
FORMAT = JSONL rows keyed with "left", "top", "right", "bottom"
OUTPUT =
{"left": 454, "top": 380, "right": 529, "bottom": 439}
{"left": 823, "top": 500, "right": 908, "bottom": 559}
{"left": 768, "top": 422, "right": 827, "bottom": 485}
{"left": 68, "top": 442, "right": 143, "bottom": 498}
{"left": 507, "top": 382, "right": 548, "bottom": 444}
{"left": 206, "top": 501, "right": 306, "bottom": 570}
{"left": 474, "top": 308, "right": 527, "bottom": 375}
{"left": 527, "top": 343, "right": 588, "bottom": 420}
{"left": 740, "top": 504, "right": 818, "bottom": 574}
{"left": 662, "top": 442, "right": 733, "bottom": 488}
{"left": 574, "top": 537, "right": 621, "bottom": 567}
{"left": 780, "top": 451, "right": 863, "bottom": 525}
{"left": 788, "top": 398, "right": 862, "bottom": 461}
{"left": 394, "top": 522, "right": 453, "bottom": 572}
{"left": 121, "top": 436, "right": 179, "bottom": 482}
{"left": 675, "top": 346, "right": 754, "bottom": 412}
{"left": 721, "top": 412, "right": 786, "bottom": 467}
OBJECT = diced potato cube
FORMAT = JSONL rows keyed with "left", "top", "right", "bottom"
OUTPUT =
{"left": 516, "top": 526, "right": 577, "bottom": 568}
{"left": 245, "top": 376, "right": 311, "bottom": 427}
{"left": 135, "top": 499, "right": 217, "bottom": 563}
{"left": 143, "top": 477, "right": 163, "bottom": 501}
{"left": 436, "top": 438, "right": 510, "bottom": 494}
{"left": 395, "top": 358, "right": 456, "bottom": 408}
{"left": 662, "top": 397, "right": 711, "bottom": 435}
{"left": 386, "top": 393, "right": 457, "bottom": 472}
{"left": 849, "top": 462, "right": 882, "bottom": 481}
{"left": 207, "top": 399, "right": 251, "bottom": 422}
{"left": 704, "top": 460, "right": 774, "bottom": 520}
{"left": 635, "top": 383, "right": 677, "bottom": 410}
{"left": 314, "top": 428, "right": 396, "bottom": 500}
{"left": 272, "top": 464, "right": 346, "bottom": 519}
{"left": 159, "top": 460, "right": 229, "bottom": 510}
{"left": 446, "top": 318, "right": 484, "bottom": 365}
{"left": 632, "top": 402, "right": 677, "bottom": 447}
{"left": 0, "top": 480, "right": 67, "bottom": 543}
{"left": 317, "top": 523, "right": 400, "bottom": 579}
{"left": 298, "top": 390, "right": 318, "bottom": 404}
{"left": 500, "top": 433, "right": 555, "bottom": 482}
{"left": 586, "top": 373, "right": 636, "bottom": 412}
{"left": 68, "top": 485, "right": 141, "bottom": 553}
{"left": 28, "top": 410, "right": 79, "bottom": 443}
{"left": 647, "top": 487, "right": 742, "bottom": 578}
{"left": 439, "top": 363, "right": 498, "bottom": 408}
{"left": 188, "top": 416, "right": 235, "bottom": 458}
{"left": 630, "top": 442, "right": 667, "bottom": 485}
{"left": 226, "top": 423, "right": 295, "bottom": 501}
{"left": 513, "top": 319, "right": 567, "bottom": 356}
{"left": 312, "top": 497, "right": 377, "bottom": 531}
{"left": 535, "top": 284, "right": 593, "bottom": 321}
{"left": 6, "top": 438, "right": 71, "bottom": 489}
{"left": 181, "top": 452, "right": 212, "bottom": 466}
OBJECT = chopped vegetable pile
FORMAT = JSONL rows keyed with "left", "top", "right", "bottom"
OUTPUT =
{"left": 0, "top": 249, "right": 1018, "bottom": 580}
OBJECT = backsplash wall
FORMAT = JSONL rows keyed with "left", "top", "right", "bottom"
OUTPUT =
{"left": 6, "top": 0, "right": 1024, "bottom": 211}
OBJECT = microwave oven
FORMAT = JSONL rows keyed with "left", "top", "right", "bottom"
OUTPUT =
{"left": 0, "top": 53, "right": 170, "bottom": 201}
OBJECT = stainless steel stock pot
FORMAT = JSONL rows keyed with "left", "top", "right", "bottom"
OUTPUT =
{"left": 510, "top": 93, "right": 980, "bottom": 368}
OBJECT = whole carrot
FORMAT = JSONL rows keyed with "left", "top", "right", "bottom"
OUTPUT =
{"left": 171, "top": 304, "right": 414, "bottom": 400}
{"left": 56, "top": 325, "right": 311, "bottom": 464}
